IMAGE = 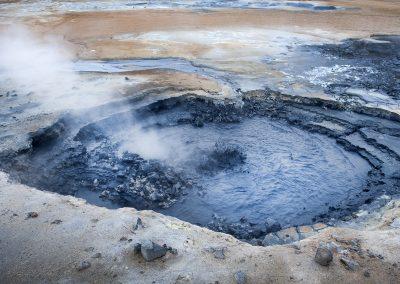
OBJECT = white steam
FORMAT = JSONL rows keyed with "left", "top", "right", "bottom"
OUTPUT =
{"left": 0, "top": 26, "right": 77, "bottom": 105}
{"left": 0, "top": 25, "right": 118, "bottom": 111}
{"left": 0, "top": 25, "right": 177, "bottom": 161}
{"left": 119, "top": 125, "right": 170, "bottom": 160}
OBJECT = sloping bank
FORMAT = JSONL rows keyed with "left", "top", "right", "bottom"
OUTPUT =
{"left": 0, "top": 170, "right": 400, "bottom": 283}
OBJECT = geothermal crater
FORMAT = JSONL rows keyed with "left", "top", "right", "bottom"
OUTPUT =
{"left": 2, "top": 91, "right": 399, "bottom": 242}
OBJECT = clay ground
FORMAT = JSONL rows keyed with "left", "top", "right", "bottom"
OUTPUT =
{"left": 1, "top": 172, "right": 400, "bottom": 283}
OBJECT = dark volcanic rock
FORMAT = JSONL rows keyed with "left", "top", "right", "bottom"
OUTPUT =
{"left": 312, "top": 35, "right": 400, "bottom": 99}
{"left": 340, "top": 257, "right": 359, "bottom": 271}
{"left": 315, "top": 245, "right": 333, "bottom": 266}
{"left": 135, "top": 240, "right": 168, "bottom": 261}
{"left": 133, "top": 217, "right": 144, "bottom": 230}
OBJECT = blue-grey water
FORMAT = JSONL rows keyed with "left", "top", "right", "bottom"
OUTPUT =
{"left": 126, "top": 117, "right": 371, "bottom": 227}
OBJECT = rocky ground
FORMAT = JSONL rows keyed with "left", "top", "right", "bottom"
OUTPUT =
{"left": 0, "top": 0, "right": 400, "bottom": 283}
{"left": 1, "top": 171, "right": 400, "bottom": 283}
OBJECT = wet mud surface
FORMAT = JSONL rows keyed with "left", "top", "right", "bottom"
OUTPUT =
{"left": 1, "top": 90, "right": 400, "bottom": 242}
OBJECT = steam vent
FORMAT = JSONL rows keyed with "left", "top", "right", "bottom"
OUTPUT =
{"left": 1, "top": 0, "right": 400, "bottom": 283}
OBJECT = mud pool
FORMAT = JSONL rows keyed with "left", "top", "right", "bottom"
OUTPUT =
{"left": 3, "top": 90, "right": 399, "bottom": 241}
{"left": 153, "top": 117, "right": 370, "bottom": 227}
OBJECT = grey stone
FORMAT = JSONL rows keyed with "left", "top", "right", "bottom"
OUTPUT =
{"left": 206, "top": 247, "right": 226, "bottom": 259}
{"left": 234, "top": 271, "right": 246, "bottom": 284}
{"left": 315, "top": 246, "right": 333, "bottom": 266}
{"left": 77, "top": 260, "right": 91, "bottom": 271}
{"left": 140, "top": 240, "right": 167, "bottom": 261}
{"left": 340, "top": 257, "right": 359, "bottom": 271}
{"left": 92, "top": 252, "right": 102, "bottom": 258}
{"left": 133, "top": 217, "right": 144, "bottom": 230}
{"left": 262, "top": 233, "right": 283, "bottom": 246}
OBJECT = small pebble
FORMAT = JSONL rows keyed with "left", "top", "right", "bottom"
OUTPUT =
{"left": 234, "top": 271, "right": 246, "bottom": 284}
{"left": 26, "top": 212, "right": 38, "bottom": 219}
{"left": 92, "top": 252, "right": 102, "bottom": 258}
{"left": 77, "top": 260, "right": 91, "bottom": 271}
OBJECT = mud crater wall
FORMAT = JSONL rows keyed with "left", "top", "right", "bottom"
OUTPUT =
{"left": 1, "top": 90, "right": 399, "bottom": 243}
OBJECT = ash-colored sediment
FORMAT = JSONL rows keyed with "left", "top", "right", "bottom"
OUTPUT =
{"left": 0, "top": 172, "right": 399, "bottom": 283}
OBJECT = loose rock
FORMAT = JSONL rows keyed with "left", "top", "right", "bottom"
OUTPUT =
{"left": 315, "top": 245, "right": 333, "bottom": 266}
{"left": 77, "top": 260, "right": 91, "bottom": 271}
{"left": 133, "top": 217, "right": 144, "bottom": 230}
{"left": 234, "top": 271, "right": 246, "bottom": 284}
{"left": 206, "top": 247, "right": 226, "bottom": 259}
{"left": 26, "top": 212, "right": 38, "bottom": 219}
{"left": 136, "top": 240, "right": 167, "bottom": 261}
{"left": 340, "top": 257, "right": 359, "bottom": 271}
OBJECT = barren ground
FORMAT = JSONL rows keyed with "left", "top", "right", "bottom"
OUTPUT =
{"left": 0, "top": 1, "right": 400, "bottom": 283}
